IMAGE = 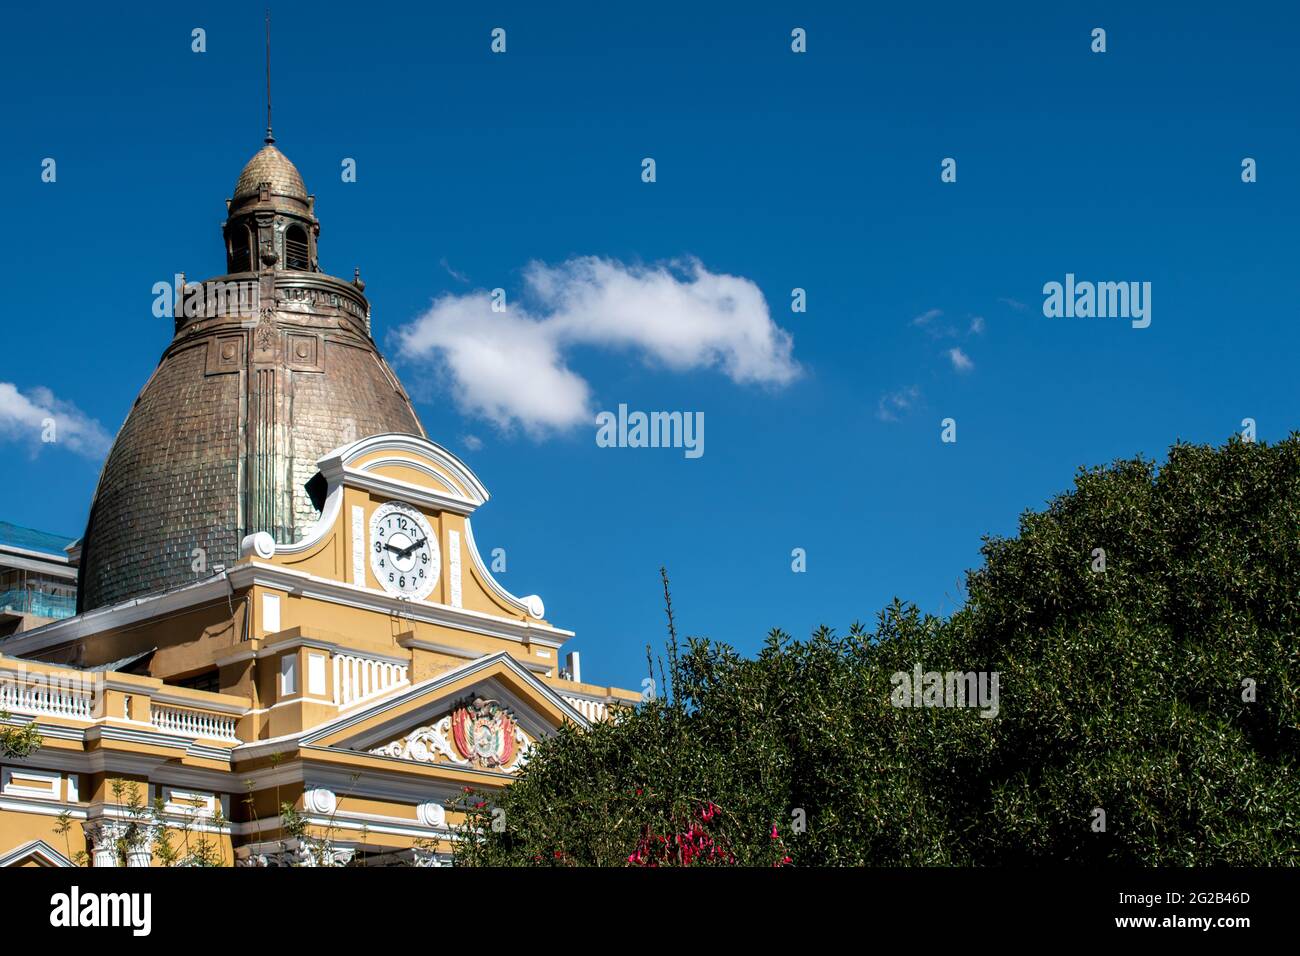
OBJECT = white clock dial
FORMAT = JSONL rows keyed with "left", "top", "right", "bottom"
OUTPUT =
{"left": 369, "top": 502, "right": 439, "bottom": 600}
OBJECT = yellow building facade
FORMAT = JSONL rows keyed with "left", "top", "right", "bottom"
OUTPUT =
{"left": 0, "top": 135, "right": 638, "bottom": 867}
{"left": 0, "top": 433, "right": 638, "bottom": 866}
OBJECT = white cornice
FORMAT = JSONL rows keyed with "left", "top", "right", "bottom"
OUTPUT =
{"left": 0, "top": 839, "right": 75, "bottom": 867}
{"left": 8, "top": 750, "right": 240, "bottom": 792}
{"left": 0, "top": 556, "right": 568, "bottom": 660}
{"left": 319, "top": 433, "right": 490, "bottom": 505}
{"left": 395, "top": 636, "right": 481, "bottom": 660}
{"left": 231, "top": 563, "right": 571, "bottom": 646}
{"left": 86, "top": 723, "right": 235, "bottom": 760}
{"left": 297, "top": 650, "right": 589, "bottom": 745}
{"left": 338, "top": 468, "right": 480, "bottom": 516}
{"left": 147, "top": 689, "right": 250, "bottom": 716}
{"left": 232, "top": 810, "right": 453, "bottom": 841}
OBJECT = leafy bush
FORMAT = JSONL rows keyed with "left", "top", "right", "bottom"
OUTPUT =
{"left": 455, "top": 437, "right": 1300, "bottom": 865}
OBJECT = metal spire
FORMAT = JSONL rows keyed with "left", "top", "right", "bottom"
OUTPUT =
{"left": 264, "top": 9, "right": 274, "bottom": 144}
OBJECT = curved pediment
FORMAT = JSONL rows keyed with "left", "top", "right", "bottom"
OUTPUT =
{"left": 263, "top": 433, "right": 549, "bottom": 625}
{"left": 322, "top": 433, "right": 489, "bottom": 511}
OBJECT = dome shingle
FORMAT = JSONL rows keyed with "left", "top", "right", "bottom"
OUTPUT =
{"left": 233, "top": 143, "right": 308, "bottom": 202}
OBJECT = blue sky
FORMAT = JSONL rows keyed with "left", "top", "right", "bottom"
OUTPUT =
{"left": 1, "top": 2, "right": 1297, "bottom": 688}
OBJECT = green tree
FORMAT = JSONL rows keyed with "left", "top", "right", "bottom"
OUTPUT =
{"left": 0, "top": 710, "right": 41, "bottom": 760}
{"left": 455, "top": 436, "right": 1300, "bottom": 866}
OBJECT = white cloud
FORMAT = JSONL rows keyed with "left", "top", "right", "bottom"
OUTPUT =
{"left": 969, "top": 315, "right": 985, "bottom": 334}
{"left": 397, "top": 293, "right": 592, "bottom": 434}
{"left": 440, "top": 257, "right": 470, "bottom": 284}
{"left": 912, "top": 307, "right": 962, "bottom": 340}
{"left": 877, "top": 385, "right": 920, "bottom": 422}
{"left": 396, "top": 256, "right": 799, "bottom": 435}
{"left": 0, "top": 382, "right": 111, "bottom": 458}
{"left": 461, "top": 434, "right": 483, "bottom": 451}
{"left": 947, "top": 348, "right": 974, "bottom": 373}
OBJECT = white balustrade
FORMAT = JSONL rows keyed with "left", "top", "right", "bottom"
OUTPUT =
{"left": 151, "top": 705, "right": 239, "bottom": 741}
{"left": 0, "top": 677, "right": 93, "bottom": 719}
{"left": 333, "top": 653, "right": 408, "bottom": 709}
{"left": 562, "top": 695, "right": 608, "bottom": 722}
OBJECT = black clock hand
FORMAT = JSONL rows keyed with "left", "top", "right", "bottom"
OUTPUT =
{"left": 398, "top": 537, "right": 426, "bottom": 558}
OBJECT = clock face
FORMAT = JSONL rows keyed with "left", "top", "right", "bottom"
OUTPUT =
{"left": 369, "top": 502, "right": 439, "bottom": 600}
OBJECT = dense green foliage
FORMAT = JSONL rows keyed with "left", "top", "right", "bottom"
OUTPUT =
{"left": 454, "top": 437, "right": 1300, "bottom": 865}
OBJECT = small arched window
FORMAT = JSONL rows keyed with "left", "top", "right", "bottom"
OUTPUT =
{"left": 229, "top": 224, "right": 252, "bottom": 272}
{"left": 285, "top": 225, "right": 310, "bottom": 271}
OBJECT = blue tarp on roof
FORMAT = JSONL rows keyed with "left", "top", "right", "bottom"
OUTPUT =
{"left": 0, "top": 521, "right": 76, "bottom": 557}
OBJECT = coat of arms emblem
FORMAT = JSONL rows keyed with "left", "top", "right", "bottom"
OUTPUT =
{"left": 450, "top": 698, "right": 518, "bottom": 769}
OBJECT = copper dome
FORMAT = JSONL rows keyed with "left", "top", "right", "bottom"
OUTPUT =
{"left": 232, "top": 143, "right": 308, "bottom": 203}
{"left": 76, "top": 143, "right": 425, "bottom": 612}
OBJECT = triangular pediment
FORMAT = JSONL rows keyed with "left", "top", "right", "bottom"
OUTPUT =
{"left": 302, "top": 653, "right": 587, "bottom": 774}
{"left": 0, "top": 839, "right": 74, "bottom": 868}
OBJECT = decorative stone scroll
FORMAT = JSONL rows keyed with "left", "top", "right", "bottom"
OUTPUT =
{"left": 367, "top": 699, "right": 532, "bottom": 772}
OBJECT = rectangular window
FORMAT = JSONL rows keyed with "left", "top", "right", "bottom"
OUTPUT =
{"left": 263, "top": 593, "right": 281, "bottom": 634}
{"left": 307, "top": 652, "right": 327, "bottom": 697}
{"left": 280, "top": 654, "right": 297, "bottom": 696}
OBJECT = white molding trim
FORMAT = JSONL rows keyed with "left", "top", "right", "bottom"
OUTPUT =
{"left": 0, "top": 796, "right": 88, "bottom": 819}
{"left": 295, "top": 650, "right": 590, "bottom": 748}
{"left": 1, "top": 767, "right": 61, "bottom": 800}
{"left": 0, "top": 839, "right": 75, "bottom": 867}
{"left": 357, "top": 455, "right": 459, "bottom": 495}
{"left": 227, "top": 564, "right": 571, "bottom": 646}
{"left": 232, "top": 810, "right": 453, "bottom": 842}
{"left": 341, "top": 470, "right": 480, "bottom": 517}
{"left": 140, "top": 688, "right": 248, "bottom": 716}
{"left": 319, "top": 433, "right": 490, "bottom": 506}
{"left": 395, "top": 636, "right": 481, "bottom": 661}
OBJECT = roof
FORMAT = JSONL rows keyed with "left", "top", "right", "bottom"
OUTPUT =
{"left": 76, "top": 140, "right": 424, "bottom": 613}
{"left": 233, "top": 143, "right": 308, "bottom": 201}
{"left": 0, "top": 521, "right": 76, "bottom": 557}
